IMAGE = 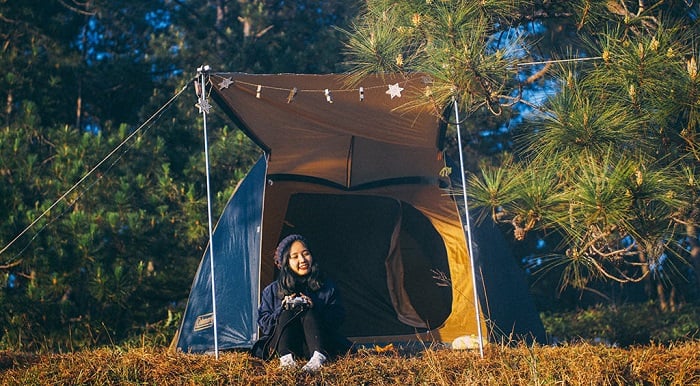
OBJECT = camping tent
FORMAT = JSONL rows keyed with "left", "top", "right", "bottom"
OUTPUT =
{"left": 174, "top": 72, "right": 546, "bottom": 353}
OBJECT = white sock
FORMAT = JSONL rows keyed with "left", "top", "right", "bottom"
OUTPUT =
{"left": 301, "top": 350, "right": 327, "bottom": 372}
{"left": 279, "top": 353, "right": 296, "bottom": 369}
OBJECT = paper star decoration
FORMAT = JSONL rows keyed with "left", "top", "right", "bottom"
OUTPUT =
{"left": 196, "top": 97, "right": 212, "bottom": 114}
{"left": 218, "top": 77, "right": 233, "bottom": 89}
{"left": 386, "top": 83, "right": 404, "bottom": 99}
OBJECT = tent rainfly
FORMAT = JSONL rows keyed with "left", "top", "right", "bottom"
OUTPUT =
{"left": 173, "top": 72, "right": 546, "bottom": 354}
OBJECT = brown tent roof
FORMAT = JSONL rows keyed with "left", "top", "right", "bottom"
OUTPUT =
{"left": 209, "top": 73, "right": 446, "bottom": 189}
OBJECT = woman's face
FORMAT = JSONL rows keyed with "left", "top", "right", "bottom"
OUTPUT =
{"left": 288, "top": 240, "right": 313, "bottom": 276}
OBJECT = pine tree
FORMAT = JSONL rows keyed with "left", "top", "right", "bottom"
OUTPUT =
{"left": 343, "top": 0, "right": 700, "bottom": 310}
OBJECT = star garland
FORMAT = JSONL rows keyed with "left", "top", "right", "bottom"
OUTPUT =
{"left": 210, "top": 73, "right": 430, "bottom": 104}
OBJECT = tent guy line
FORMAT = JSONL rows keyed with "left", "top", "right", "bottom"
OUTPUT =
{"left": 0, "top": 81, "right": 193, "bottom": 260}
{"left": 515, "top": 56, "right": 603, "bottom": 67}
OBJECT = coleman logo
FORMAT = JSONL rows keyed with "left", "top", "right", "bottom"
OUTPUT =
{"left": 193, "top": 313, "right": 214, "bottom": 331}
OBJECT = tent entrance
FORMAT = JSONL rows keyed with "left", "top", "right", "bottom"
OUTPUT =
{"left": 279, "top": 193, "right": 452, "bottom": 339}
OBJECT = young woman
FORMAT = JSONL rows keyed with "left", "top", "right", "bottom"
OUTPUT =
{"left": 255, "top": 234, "right": 351, "bottom": 372}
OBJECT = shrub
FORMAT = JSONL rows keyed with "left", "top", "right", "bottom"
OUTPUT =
{"left": 541, "top": 302, "right": 700, "bottom": 346}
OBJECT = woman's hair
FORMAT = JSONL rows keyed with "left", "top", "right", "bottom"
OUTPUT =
{"left": 274, "top": 234, "right": 322, "bottom": 297}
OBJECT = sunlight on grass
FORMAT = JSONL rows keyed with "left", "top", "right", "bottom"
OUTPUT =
{"left": 1, "top": 342, "right": 699, "bottom": 385}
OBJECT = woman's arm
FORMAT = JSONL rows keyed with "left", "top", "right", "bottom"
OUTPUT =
{"left": 257, "top": 283, "right": 282, "bottom": 336}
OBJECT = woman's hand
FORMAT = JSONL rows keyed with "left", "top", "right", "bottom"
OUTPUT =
{"left": 300, "top": 293, "right": 313, "bottom": 308}
{"left": 281, "top": 293, "right": 313, "bottom": 309}
{"left": 282, "top": 294, "right": 296, "bottom": 308}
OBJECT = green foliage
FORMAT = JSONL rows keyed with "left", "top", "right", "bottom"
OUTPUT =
{"left": 541, "top": 302, "right": 700, "bottom": 346}
{"left": 342, "top": 0, "right": 530, "bottom": 112}
{"left": 118, "top": 309, "right": 182, "bottom": 349}
{"left": 0, "top": 118, "right": 197, "bottom": 351}
{"left": 468, "top": 4, "right": 698, "bottom": 302}
{"left": 1, "top": 0, "right": 361, "bottom": 352}
{"left": 519, "top": 76, "right": 650, "bottom": 161}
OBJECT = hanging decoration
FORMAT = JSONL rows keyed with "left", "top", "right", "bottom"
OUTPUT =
{"left": 218, "top": 77, "right": 234, "bottom": 89}
{"left": 196, "top": 97, "right": 212, "bottom": 114}
{"left": 287, "top": 87, "right": 298, "bottom": 103}
{"left": 209, "top": 73, "right": 420, "bottom": 107}
{"left": 386, "top": 83, "right": 404, "bottom": 99}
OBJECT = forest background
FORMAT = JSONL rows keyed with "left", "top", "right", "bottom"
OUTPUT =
{"left": 1, "top": 0, "right": 699, "bottom": 352}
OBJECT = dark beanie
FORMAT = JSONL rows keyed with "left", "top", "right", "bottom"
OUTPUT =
{"left": 274, "top": 234, "right": 307, "bottom": 268}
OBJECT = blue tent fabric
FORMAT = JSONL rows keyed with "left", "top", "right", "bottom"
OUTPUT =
{"left": 446, "top": 157, "right": 548, "bottom": 344}
{"left": 176, "top": 156, "right": 267, "bottom": 353}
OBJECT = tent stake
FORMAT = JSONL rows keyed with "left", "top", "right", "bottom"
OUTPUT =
{"left": 197, "top": 65, "right": 219, "bottom": 359}
{"left": 453, "top": 98, "right": 484, "bottom": 358}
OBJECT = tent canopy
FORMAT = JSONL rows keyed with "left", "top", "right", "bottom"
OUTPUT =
{"left": 211, "top": 73, "right": 446, "bottom": 189}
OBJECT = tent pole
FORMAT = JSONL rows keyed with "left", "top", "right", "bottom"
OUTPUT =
{"left": 197, "top": 65, "right": 219, "bottom": 359}
{"left": 452, "top": 97, "right": 484, "bottom": 358}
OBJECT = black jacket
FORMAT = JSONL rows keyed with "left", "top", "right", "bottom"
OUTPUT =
{"left": 254, "top": 279, "right": 351, "bottom": 358}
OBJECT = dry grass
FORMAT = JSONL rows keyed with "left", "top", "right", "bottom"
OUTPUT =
{"left": 1, "top": 341, "right": 699, "bottom": 385}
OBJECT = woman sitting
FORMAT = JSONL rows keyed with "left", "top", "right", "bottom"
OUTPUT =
{"left": 255, "top": 234, "right": 351, "bottom": 372}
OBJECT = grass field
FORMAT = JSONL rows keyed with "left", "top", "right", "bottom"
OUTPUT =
{"left": 1, "top": 341, "right": 699, "bottom": 385}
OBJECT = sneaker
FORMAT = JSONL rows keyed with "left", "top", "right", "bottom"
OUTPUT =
{"left": 301, "top": 351, "right": 327, "bottom": 373}
{"left": 279, "top": 353, "right": 296, "bottom": 369}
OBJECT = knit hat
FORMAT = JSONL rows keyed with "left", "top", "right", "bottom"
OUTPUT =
{"left": 274, "top": 234, "right": 308, "bottom": 268}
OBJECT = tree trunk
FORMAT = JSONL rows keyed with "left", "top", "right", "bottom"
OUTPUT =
{"left": 655, "top": 279, "right": 670, "bottom": 312}
{"left": 215, "top": 0, "right": 226, "bottom": 50}
{"left": 686, "top": 219, "right": 700, "bottom": 295}
{"left": 238, "top": 0, "right": 252, "bottom": 38}
{"left": 5, "top": 89, "right": 11, "bottom": 117}
{"left": 77, "top": 3, "right": 90, "bottom": 130}
{"left": 76, "top": 79, "right": 82, "bottom": 129}
{"left": 639, "top": 250, "right": 671, "bottom": 312}
{"left": 639, "top": 250, "right": 653, "bottom": 298}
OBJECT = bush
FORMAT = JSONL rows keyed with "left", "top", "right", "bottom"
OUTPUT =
{"left": 541, "top": 302, "right": 700, "bottom": 346}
